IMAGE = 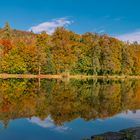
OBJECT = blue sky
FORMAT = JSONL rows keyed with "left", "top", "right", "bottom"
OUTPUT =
{"left": 0, "top": 0, "right": 140, "bottom": 41}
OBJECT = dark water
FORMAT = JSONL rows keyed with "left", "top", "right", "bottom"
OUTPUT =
{"left": 0, "top": 79, "right": 140, "bottom": 140}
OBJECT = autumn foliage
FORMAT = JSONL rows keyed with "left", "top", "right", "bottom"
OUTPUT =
{"left": 0, "top": 23, "right": 140, "bottom": 75}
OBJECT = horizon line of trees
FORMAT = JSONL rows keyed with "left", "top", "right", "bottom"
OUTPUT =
{"left": 0, "top": 22, "right": 140, "bottom": 75}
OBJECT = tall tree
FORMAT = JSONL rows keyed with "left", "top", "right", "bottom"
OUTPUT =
{"left": 3, "top": 22, "right": 12, "bottom": 39}
{"left": 36, "top": 32, "right": 48, "bottom": 75}
{"left": 82, "top": 33, "right": 101, "bottom": 75}
{"left": 121, "top": 43, "right": 134, "bottom": 75}
{"left": 52, "top": 27, "right": 78, "bottom": 75}
{"left": 100, "top": 36, "right": 122, "bottom": 75}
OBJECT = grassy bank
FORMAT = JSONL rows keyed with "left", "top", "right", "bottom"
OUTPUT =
{"left": 1, "top": 74, "right": 140, "bottom": 80}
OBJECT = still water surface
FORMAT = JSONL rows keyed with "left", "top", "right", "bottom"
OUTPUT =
{"left": 0, "top": 79, "right": 140, "bottom": 140}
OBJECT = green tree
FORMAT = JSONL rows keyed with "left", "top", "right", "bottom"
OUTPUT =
{"left": 36, "top": 32, "right": 48, "bottom": 74}
{"left": 121, "top": 43, "right": 135, "bottom": 75}
{"left": 100, "top": 36, "right": 122, "bottom": 75}
{"left": 3, "top": 22, "right": 12, "bottom": 39}
{"left": 82, "top": 33, "right": 101, "bottom": 75}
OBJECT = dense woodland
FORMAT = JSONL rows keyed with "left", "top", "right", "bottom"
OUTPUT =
{"left": 0, "top": 23, "right": 140, "bottom": 75}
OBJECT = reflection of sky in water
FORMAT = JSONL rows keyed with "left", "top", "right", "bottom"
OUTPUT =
{"left": 0, "top": 110, "right": 139, "bottom": 140}
{"left": 27, "top": 110, "right": 140, "bottom": 139}
{"left": 118, "top": 110, "right": 140, "bottom": 122}
{"left": 28, "top": 116, "right": 71, "bottom": 133}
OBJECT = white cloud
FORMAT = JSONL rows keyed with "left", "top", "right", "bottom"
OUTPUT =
{"left": 92, "top": 26, "right": 105, "bottom": 34}
{"left": 117, "top": 30, "right": 140, "bottom": 43}
{"left": 98, "top": 29, "right": 105, "bottom": 34}
{"left": 29, "top": 17, "right": 73, "bottom": 34}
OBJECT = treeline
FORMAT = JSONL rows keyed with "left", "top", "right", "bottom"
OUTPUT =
{"left": 0, "top": 23, "right": 140, "bottom": 75}
{"left": 0, "top": 79, "right": 140, "bottom": 127}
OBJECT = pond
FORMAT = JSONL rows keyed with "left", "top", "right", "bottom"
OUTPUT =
{"left": 0, "top": 79, "right": 140, "bottom": 140}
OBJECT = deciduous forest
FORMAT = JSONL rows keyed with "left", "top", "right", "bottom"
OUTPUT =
{"left": 0, "top": 23, "right": 140, "bottom": 76}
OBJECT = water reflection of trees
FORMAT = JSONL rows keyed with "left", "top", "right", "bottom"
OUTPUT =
{"left": 0, "top": 79, "right": 140, "bottom": 127}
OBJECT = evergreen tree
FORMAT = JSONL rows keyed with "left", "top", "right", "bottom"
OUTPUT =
{"left": 3, "top": 22, "right": 12, "bottom": 39}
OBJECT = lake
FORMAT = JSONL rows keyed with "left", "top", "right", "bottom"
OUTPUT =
{"left": 0, "top": 79, "right": 140, "bottom": 140}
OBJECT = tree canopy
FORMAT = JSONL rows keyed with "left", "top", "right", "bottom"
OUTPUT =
{"left": 0, "top": 23, "right": 140, "bottom": 75}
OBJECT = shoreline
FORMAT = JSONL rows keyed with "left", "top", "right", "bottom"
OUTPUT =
{"left": 90, "top": 127, "right": 140, "bottom": 140}
{"left": 1, "top": 74, "right": 140, "bottom": 80}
